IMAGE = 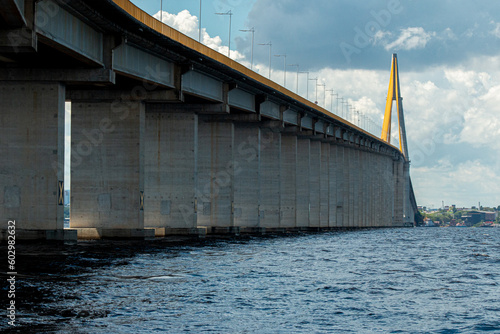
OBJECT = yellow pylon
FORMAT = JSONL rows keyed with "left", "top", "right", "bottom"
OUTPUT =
{"left": 381, "top": 53, "right": 409, "bottom": 160}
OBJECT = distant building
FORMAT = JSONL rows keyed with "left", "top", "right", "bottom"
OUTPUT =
{"left": 462, "top": 211, "right": 497, "bottom": 226}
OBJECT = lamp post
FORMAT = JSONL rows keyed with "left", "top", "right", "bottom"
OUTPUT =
{"left": 288, "top": 64, "right": 299, "bottom": 93}
{"left": 317, "top": 83, "right": 326, "bottom": 107}
{"left": 326, "top": 89, "right": 334, "bottom": 112}
{"left": 299, "top": 71, "right": 309, "bottom": 99}
{"left": 215, "top": 10, "right": 232, "bottom": 58}
{"left": 275, "top": 54, "right": 287, "bottom": 87}
{"left": 199, "top": 0, "right": 202, "bottom": 42}
{"left": 160, "top": 0, "right": 163, "bottom": 22}
{"left": 336, "top": 96, "right": 342, "bottom": 117}
{"left": 239, "top": 27, "right": 255, "bottom": 70}
{"left": 258, "top": 42, "right": 272, "bottom": 79}
{"left": 309, "top": 77, "right": 318, "bottom": 103}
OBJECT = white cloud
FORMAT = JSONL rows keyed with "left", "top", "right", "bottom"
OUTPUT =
{"left": 153, "top": 10, "right": 246, "bottom": 62}
{"left": 384, "top": 27, "right": 435, "bottom": 51}
{"left": 490, "top": 21, "right": 500, "bottom": 38}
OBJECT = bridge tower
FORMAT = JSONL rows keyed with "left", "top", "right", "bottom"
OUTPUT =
{"left": 381, "top": 53, "right": 414, "bottom": 225}
{"left": 381, "top": 53, "right": 409, "bottom": 160}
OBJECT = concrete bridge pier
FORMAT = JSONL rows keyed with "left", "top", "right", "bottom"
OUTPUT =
{"left": 296, "top": 137, "right": 311, "bottom": 230}
{"left": 0, "top": 82, "right": 75, "bottom": 240}
{"left": 393, "top": 157, "right": 405, "bottom": 226}
{"left": 328, "top": 145, "right": 338, "bottom": 228}
{"left": 320, "top": 142, "right": 330, "bottom": 229}
{"left": 258, "top": 126, "right": 281, "bottom": 232}
{"left": 403, "top": 162, "right": 414, "bottom": 225}
{"left": 144, "top": 107, "right": 202, "bottom": 237}
{"left": 69, "top": 99, "right": 151, "bottom": 239}
{"left": 308, "top": 140, "right": 321, "bottom": 229}
{"left": 196, "top": 117, "right": 236, "bottom": 235}
{"left": 233, "top": 123, "right": 261, "bottom": 233}
{"left": 279, "top": 134, "right": 297, "bottom": 229}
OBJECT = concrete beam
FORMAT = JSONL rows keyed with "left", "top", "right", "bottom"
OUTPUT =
{"left": 0, "top": 28, "right": 37, "bottom": 53}
{"left": 182, "top": 70, "right": 223, "bottom": 102}
{"left": 36, "top": 0, "right": 104, "bottom": 65}
{"left": 113, "top": 43, "right": 175, "bottom": 89}
{"left": 68, "top": 89, "right": 183, "bottom": 103}
{"left": 0, "top": 68, "right": 115, "bottom": 84}
{"left": 228, "top": 87, "right": 255, "bottom": 112}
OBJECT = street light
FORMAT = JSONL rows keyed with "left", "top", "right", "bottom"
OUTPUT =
{"left": 239, "top": 27, "right": 255, "bottom": 70}
{"left": 326, "top": 89, "right": 335, "bottom": 113}
{"left": 299, "top": 71, "right": 309, "bottom": 99}
{"left": 317, "top": 83, "right": 326, "bottom": 107}
{"left": 309, "top": 77, "right": 318, "bottom": 103}
{"left": 215, "top": 10, "right": 233, "bottom": 58}
{"left": 288, "top": 64, "right": 299, "bottom": 93}
{"left": 160, "top": 0, "right": 163, "bottom": 22}
{"left": 275, "top": 54, "right": 287, "bottom": 87}
{"left": 198, "top": 0, "right": 202, "bottom": 42}
{"left": 258, "top": 42, "right": 272, "bottom": 79}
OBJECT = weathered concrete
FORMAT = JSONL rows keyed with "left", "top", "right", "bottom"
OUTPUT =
{"left": 144, "top": 110, "right": 200, "bottom": 234}
{"left": 259, "top": 127, "right": 281, "bottom": 229}
{"left": 70, "top": 100, "right": 146, "bottom": 239}
{"left": 328, "top": 145, "right": 338, "bottom": 227}
{"left": 309, "top": 140, "right": 321, "bottom": 228}
{"left": 296, "top": 138, "right": 310, "bottom": 227}
{"left": 197, "top": 119, "right": 235, "bottom": 232}
{"left": 393, "top": 158, "right": 404, "bottom": 226}
{"left": 0, "top": 82, "right": 76, "bottom": 240}
{"left": 320, "top": 142, "right": 330, "bottom": 228}
{"left": 337, "top": 146, "right": 346, "bottom": 227}
{"left": 280, "top": 134, "right": 297, "bottom": 229}
{"left": 233, "top": 124, "right": 260, "bottom": 230}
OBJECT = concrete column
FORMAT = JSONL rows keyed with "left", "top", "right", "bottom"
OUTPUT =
{"left": 0, "top": 82, "right": 75, "bottom": 240}
{"left": 320, "top": 142, "right": 330, "bottom": 229}
{"left": 328, "top": 145, "right": 338, "bottom": 228}
{"left": 233, "top": 124, "right": 260, "bottom": 231}
{"left": 280, "top": 134, "right": 297, "bottom": 229}
{"left": 403, "top": 161, "right": 413, "bottom": 225}
{"left": 341, "top": 146, "right": 349, "bottom": 227}
{"left": 393, "top": 158, "right": 404, "bottom": 226}
{"left": 296, "top": 138, "right": 310, "bottom": 229}
{"left": 197, "top": 119, "right": 235, "bottom": 234}
{"left": 71, "top": 100, "right": 148, "bottom": 239}
{"left": 144, "top": 111, "right": 200, "bottom": 236}
{"left": 385, "top": 155, "right": 395, "bottom": 227}
{"left": 309, "top": 140, "right": 321, "bottom": 228}
{"left": 259, "top": 127, "right": 281, "bottom": 230}
{"left": 353, "top": 149, "right": 360, "bottom": 227}
{"left": 348, "top": 148, "right": 355, "bottom": 227}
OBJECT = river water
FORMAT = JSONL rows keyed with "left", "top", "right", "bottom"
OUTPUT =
{"left": 1, "top": 227, "right": 499, "bottom": 333}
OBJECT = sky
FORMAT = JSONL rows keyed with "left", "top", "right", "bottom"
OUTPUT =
{"left": 126, "top": 0, "right": 500, "bottom": 209}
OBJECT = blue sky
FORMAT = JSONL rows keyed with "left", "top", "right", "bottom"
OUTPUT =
{"left": 125, "top": 0, "right": 500, "bottom": 209}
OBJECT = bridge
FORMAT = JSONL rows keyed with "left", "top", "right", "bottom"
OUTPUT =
{"left": 0, "top": 0, "right": 417, "bottom": 240}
